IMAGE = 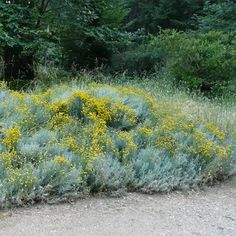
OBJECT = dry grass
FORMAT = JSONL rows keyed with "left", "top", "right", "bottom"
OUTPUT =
{"left": 123, "top": 79, "right": 236, "bottom": 139}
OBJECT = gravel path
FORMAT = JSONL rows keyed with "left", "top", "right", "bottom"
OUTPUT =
{"left": 0, "top": 176, "right": 236, "bottom": 236}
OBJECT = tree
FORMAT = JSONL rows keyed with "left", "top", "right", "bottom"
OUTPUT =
{"left": 60, "top": 0, "right": 129, "bottom": 70}
{"left": 197, "top": 0, "right": 236, "bottom": 32}
{"left": 0, "top": 0, "right": 130, "bottom": 79}
{"left": 0, "top": 0, "right": 53, "bottom": 81}
{"left": 126, "top": 0, "right": 206, "bottom": 33}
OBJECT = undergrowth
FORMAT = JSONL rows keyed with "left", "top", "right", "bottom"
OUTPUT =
{"left": 0, "top": 79, "right": 235, "bottom": 208}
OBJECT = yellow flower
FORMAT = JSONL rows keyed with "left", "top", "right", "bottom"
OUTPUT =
{"left": 50, "top": 112, "right": 72, "bottom": 128}
{"left": 11, "top": 91, "right": 25, "bottom": 100}
{"left": 72, "top": 89, "right": 111, "bottom": 124}
{"left": 110, "top": 102, "right": 137, "bottom": 126}
{"left": 156, "top": 136, "right": 176, "bottom": 154}
{"left": 0, "top": 80, "right": 8, "bottom": 88}
{"left": 137, "top": 127, "right": 152, "bottom": 136}
{"left": 0, "top": 151, "right": 16, "bottom": 167}
{"left": 117, "top": 131, "right": 136, "bottom": 158}
{"left": 54, "top": 156, "right": 70, "bottom": 165}
{"left": 3, "top": 126, "right": 21, "bottom": 149}
{"left": 206, "top": 123, "right": 225, "bottom": 141}
{"left": 65, "top": 136, "right": 79, "bottom": 152}
{"left": 49, "top": 100, "right": 69, "bottom": 114}
{"left": 6, "top": 168, "right": 36, "bottom": 188}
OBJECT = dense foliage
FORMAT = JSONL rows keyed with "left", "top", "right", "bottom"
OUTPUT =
{"left": 0, "top": 0, "right": 235, "bottom": 96}
{"left": 126, "top": 0, "right": 206, "bottom": 32}
{"left": 155, "top": 30, "right": 236, "bottom": 93}
{"left": 0, "top": 81, "right": 235, "bottom": 207}
{"left": 197, "top": 0, "right": 236, "bottom": 32}
{"left": 0, "top": 0, "right": 130, "bottom": 79}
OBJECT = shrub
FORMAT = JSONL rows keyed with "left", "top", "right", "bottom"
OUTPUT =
{"left": 151, "top": 30, "right": 236, "bottom": 94}
{"left": 0, "top": 82, "right": 235, "bottom": 208}
{"left": 132, "top": 148, "right": 202, "bottom": 192}
{"left": 110, "top": 44, "right": 161, "bottom": 75}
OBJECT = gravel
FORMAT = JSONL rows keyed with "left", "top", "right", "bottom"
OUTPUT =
{"left": 0, "top": 176, "right": 235, "bottom": 236}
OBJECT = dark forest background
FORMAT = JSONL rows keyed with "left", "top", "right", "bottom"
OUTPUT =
{"left": 0, "top": 0, "right": 235, "bottom": 95}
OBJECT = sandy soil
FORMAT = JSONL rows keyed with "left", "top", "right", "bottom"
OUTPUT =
{"left": 0, "top": 176, "right": 235, "bottom": 236}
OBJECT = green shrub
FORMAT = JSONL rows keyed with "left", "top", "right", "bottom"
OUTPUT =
{"left": 151, "top": 30, "right": 236, "bottom": 94}
{"left": 110, "top": 44, "right": 161, "bottom": 75}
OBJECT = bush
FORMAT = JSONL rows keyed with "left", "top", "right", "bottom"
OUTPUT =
{"left": 151, "top": 30, "right": 236, "bottom": 94}
{"left": 0, "top": 82, "right": 235, "bottom": 208}
{"left": 110, "top": 44, "right": 161, "bottom": 75}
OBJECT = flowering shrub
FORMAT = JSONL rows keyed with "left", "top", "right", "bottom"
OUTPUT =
{"left": 3, "top": 126, "right": 21, "bottom": 149}
{"left": 0, "top": 82, "right": 235, "bottom": 208}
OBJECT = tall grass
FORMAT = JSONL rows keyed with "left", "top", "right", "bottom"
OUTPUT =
{"left": 128, "top": 79, "right": 236, "bottom": 140}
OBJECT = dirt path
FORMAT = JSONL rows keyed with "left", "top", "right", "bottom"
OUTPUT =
{"left": 0, "top": 177, "right": 236, "bottom": 236}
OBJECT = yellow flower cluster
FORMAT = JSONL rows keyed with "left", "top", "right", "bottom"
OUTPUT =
{"left": 49, "top": 100, "right": 69, "bottom": 114}
{"left": 192, "top": 129, "right": 228, "bottom": 158}
{"left": 50, "top": 112, "right": 72, "bottom": 128}
{"left": 65, "top": 136, "right": 79, "bottom": 152}
{"left": 81, "top": 96, "right": 111, "bottom": 124}
{"left": 179, "top": 120, "right": 194, "bottom": 131}
{"left": 31, "top": 89, "right": 52, "bottom": 106}
{"left": 3, "top": 126, "right": 21, "bottom": 149}
{"left": 11, "top": 91, "right": 25, "bottom": 101}
{"left": 206, "top": 123, "right": 225, "bottom": 141}
{"left": 54, "top": 156, "right": 70, "bottom": 165}
{"left": 0, "top": 151, "right": 16, "bottom": 168}
{"left": 137, "top": 127, "right": 152, "bottom": 136}
{"left": 78, "top": 124, "right": 107, "bottom": 171}
{"left": 117, "top": 131, "right": 137, "bottom": 158}
{"left": 161, "top": 115, "right": 178, "bottom": 132}
{"left": 110, "top": 102, "right": 137, "bottom": 127}
{"left": 156, "top": 136, "right": 176, "bottom": 154}
{"left": 6, "top": 168, "right": 36, "bottom": 188}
